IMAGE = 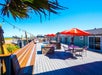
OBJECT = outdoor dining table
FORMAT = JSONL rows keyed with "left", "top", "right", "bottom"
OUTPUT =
{"left": 68, "top": 45, "right": 83, "bottom": 54}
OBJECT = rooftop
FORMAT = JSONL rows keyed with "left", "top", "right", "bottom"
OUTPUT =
{"left": 86, "top": 28, "right": 102, "bottom": 35}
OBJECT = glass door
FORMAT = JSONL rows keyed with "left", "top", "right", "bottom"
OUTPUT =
{"left": 95, "top": 37, "right": 100, "bottom": 50}
{"left": 89, "top": 36, "right": 100, "bottom": 50}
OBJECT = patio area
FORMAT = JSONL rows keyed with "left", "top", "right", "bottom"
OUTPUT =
{"left": 33, "top": 42, "right": 102, "bottom": 75}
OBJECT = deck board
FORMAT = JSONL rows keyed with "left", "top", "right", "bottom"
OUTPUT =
{"left": 34, "top": 43, "right": 102, "bottom": 75}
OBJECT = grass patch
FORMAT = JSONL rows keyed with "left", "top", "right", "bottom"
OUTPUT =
{"left": 6, "top": 44, "right": 20, "bottom": 53}
{"left": 4, "top": 37, "right": 12, "bottom": 40}
{"left": 0, "top": 49, "right": 2, "bottom": 54}
{"left": 0, "top": 44, "right": 20, "bottom": 54}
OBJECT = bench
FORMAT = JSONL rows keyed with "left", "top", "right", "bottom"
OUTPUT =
{"left": 0, "top": 41, "right": 36, "bottom": 75}
{"left": 11, "top": 41, "right": 36, "bottom": 75}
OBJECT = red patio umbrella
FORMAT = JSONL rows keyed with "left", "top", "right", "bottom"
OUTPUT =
{"left": 60, "top": 28, "right": 90, "bottom": 36}
{"left": 60, "top": 30, "right": 68, "bottom": 34}
{"left": 60, "top": 28, "right": 90, "bottom": 45}
{"left": 46, "top": 34, "right": 56, "bottom": 42}
{"left": 46, "top": 34, "right": 56, "bottom": 37}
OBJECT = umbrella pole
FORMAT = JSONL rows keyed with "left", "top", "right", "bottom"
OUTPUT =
{"left": 83, "top": 36, "right": 85, "bottom": 46}
{"left": 71, "top": 36, "right": 74, "bottom": 45}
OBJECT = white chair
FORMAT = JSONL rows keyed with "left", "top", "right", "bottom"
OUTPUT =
{"left": 74, "top": 48, "right": 83, "bottom": 56}
{"left": 63, "top": 45, "right": 71, "bottom": 52}
{"left": 75, "top": 46, "right": 88, "bottom": 57}
{"left": 82, "top": 46, "right": 88, "bottom": 56}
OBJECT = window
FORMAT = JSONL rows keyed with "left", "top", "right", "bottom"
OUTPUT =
{"left": 80, "top": 36, "right": 83, "bottom": 40}
{"left": 89, "top": 36, "right": 100, "bottom": 50}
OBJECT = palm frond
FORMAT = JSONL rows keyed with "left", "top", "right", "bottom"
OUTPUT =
{"left": 0, "top": 0, "right": 67, "bottom": 20}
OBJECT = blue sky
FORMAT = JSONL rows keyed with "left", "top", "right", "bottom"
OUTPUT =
{"left": 0, "top": 0, "right": 102, "bottom": 37}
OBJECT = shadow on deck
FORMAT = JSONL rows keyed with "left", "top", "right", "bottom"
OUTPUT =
{"left": 35, "top": 61, "right": 102, "bottom": 75}
{"left": 11, "top": 55, "right": 34, "bottom": 75}
{"left": 18, "top": 66, "right": 33, "bottom": 75}
{"left": 46, "top": 51, "right": 75, "bottom": 60}
{"left": 37, "top": 50, "right": 76, "bottom": 60}
{"left": 37, "top": 50, "right": 42, "bottom": 54}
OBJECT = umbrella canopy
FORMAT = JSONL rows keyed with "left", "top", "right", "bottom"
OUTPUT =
{"left": 60, "top": 28, "right": 90, "bottom": 36}
{"left": 60, "top": 30, "right": 68, "bottom": 35}
{"left": 46, "top": 34, "right": 56, "bottom": 42}
{"left": 46, "top": 34, "right": 56, "bottom": 37}
{"left": 60, "top": 28, "right": 90, "bottom": 45}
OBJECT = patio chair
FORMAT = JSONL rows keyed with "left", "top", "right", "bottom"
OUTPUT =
{"left": 63, "top": 45, "right": 71, "bottom": 52}
{"left": 82, "top": 46, "right": 88, "bottom": 56}
{"left": 75, "top": 46, "right": 88, "bottom": 57}
{"left": 74, "top": 48, "right": 83, "bottom": 56}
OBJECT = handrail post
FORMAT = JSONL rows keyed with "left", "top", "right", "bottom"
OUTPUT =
{"left": 0, "top": 55, "right": 11, "bottom": 75}
{"left": 5, "top": 56, "right": 11, "bottom": 75}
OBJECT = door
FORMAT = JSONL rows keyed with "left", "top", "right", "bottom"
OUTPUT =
{"left": 89, "top": 36, "right": 101, "bottom": 50}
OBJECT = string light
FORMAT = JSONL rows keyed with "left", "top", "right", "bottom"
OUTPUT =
{"left": 0, "top": 16, "right": 34, "bottom": 37}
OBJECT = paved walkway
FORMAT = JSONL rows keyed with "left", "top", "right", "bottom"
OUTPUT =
{"left": 34, "top": 43, "right": 102, "bottom": 75}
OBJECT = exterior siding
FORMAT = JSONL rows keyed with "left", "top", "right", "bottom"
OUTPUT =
{"left": 74, "top": 36, "right": 84, "bottom": 47}
{"left": 61, "top": 36, "right": 70, "bottom": 44}
{"left": 61, "top": 36, "right": 89, "bottom": 47}
{"left": 70, "top": 36, "right": 88, "bottom": 47}
{"left": 100, "top": 36, "right": 102, "bottom": 51}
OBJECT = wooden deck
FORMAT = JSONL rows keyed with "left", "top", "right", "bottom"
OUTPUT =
{"left": 33, "top": 43, "right": 102, "bottom": 75}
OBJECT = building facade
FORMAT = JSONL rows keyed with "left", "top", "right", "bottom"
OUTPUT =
{"left": 60, "top": 28, "right": 102, "bottom": 51}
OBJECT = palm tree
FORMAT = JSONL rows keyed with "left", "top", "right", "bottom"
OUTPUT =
{"left": 0, "top": 0, "right": 66, "bottom": 20}
{"left": 0, "top": 26, "right": 5, "bottom": 54}
{"left": 0, "top": 0, "right": 28, "bottom": 19}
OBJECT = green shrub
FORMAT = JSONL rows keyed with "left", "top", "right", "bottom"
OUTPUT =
{"left": 7, "top": 44, "right": 20, "bottom": 53}
{"left": 15, "top": 45, "right": 20, "bottom": 49}
{"left": 0, "top": 49, "right": 2, "bottom": 54}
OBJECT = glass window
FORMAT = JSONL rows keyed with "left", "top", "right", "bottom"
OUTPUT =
{"left": 95, "top": 44, "right": 100, "bottom": 50}
{"left": 95, "top": 37, "right": 100, "bottom": 44}
{"left": 80, "top": 36, "right": 83, "bottom": 40}
{"left": 89, "top": 36, "right": 100, "bottom": 50}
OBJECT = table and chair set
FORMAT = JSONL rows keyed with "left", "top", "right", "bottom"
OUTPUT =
{"left": 63, "top": 45, "right": 88, "bottom": 57}
{"left": 41, "top": 41, "right": 61, "bottom": 55}
{"left": 41, "top": 41, "right": 88, "bottom": 58}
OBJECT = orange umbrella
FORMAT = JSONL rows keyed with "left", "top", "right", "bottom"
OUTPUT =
{"left": 60, "top": 28, "right": 90, "bottom": 44}
{"left": 60, "top": 30, "right": 68, "bottom": 34}
{"left": 46, "top": 34, "right": 56, "bottom": 37}
{"left": 46, "top": 34, "right": 56, "bottom": 42}
{"left": 60, "top": 28, "right": 90, "bottom": 36}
